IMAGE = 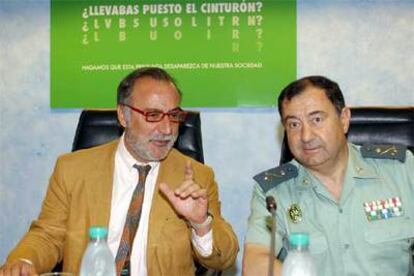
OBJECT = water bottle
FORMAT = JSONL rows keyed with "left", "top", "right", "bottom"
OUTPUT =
{"left": 79, "top": 226, "right": 116, "bottom": 276}
{"left": 281, "top": 232, "right": 317, "bottom": 276}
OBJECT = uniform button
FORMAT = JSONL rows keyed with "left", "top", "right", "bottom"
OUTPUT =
{"left": 339, "top": 208, "right": 343, "bottom": 213}
{"left": 344, "top": 244, "right": 350, "bottom": 250}
{"left": 303, "top": 178, "right": 310, "bottom": 185}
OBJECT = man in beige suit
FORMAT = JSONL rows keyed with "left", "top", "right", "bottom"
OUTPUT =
{"left": 0, "top": 67, "right": 238, "bottom": 276}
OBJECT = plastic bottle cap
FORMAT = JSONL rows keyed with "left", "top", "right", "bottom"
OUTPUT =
{"left": 289, "top": 232, "right": 310, "bottom": 247}
{"left": 89, "top": 226, "right": 108, "bottom": 239}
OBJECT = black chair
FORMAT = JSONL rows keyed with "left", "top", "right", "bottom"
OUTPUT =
{"left": 72, "top": 109, "right": 204, "bottom": 163}
{"left": 279, "top": 107, "right": 414, "bottom": 164}
{"left": 54, "top": 109, "right": 219, "bottom": 275}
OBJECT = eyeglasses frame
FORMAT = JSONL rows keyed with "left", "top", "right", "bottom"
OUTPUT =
{"left": 122, "top": 104, "right": 188, "bottom": 123}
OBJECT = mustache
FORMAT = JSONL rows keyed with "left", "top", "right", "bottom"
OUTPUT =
{"left": 300, "top": 140, "right": 321, "bottom": 150}
{"left": 149, "top": 134, "right": 177, "bottom": 142}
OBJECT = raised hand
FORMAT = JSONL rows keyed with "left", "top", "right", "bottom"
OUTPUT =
{"left": 159, "top": 160, "right": 210, "bottom": 233}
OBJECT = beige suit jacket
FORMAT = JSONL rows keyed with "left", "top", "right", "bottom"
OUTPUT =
{"left": 7, "top": 140, "right": 238, "bottom": 275}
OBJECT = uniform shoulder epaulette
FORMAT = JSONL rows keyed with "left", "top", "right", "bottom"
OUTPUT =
{"left": 360, "top": 144, "right": 407, "bottom": 163}
{"left": 253, "top": 163, "right": 298, "bottom": 193}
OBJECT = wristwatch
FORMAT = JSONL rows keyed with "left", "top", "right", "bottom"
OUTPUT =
{"left": 189, "top": 212, "right": 213, "bottom": 230}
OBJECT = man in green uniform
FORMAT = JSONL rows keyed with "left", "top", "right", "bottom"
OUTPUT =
{"left": 242, "top": 76, "right": 414, "bottom": 275}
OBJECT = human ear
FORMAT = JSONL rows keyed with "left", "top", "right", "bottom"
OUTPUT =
{"left": 340, "top": 107, "right": 351, "bottom": 134}
{"left": 117, "top": 105, "right": 128, "bottom": 128}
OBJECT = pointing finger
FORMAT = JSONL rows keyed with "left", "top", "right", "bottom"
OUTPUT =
{"left": 185, "top": 160, "right": 194, "bottom": 181}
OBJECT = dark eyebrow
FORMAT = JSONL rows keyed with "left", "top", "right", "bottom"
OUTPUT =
{"left": 168, "top": 107, "right": 182, "bottom": 112}
{"left": 283, "top": 110, "right": 327, "bottom": 123}
{"left": 308, "top": 110, "right": 327, "bottom": 117}
{"left": 282, "top": 115, "right": 299, "bottom": 124}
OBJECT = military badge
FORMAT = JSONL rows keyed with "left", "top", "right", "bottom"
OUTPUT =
{"left": 288, "top": 203, "right": 302, "bottom": 223}
{"left": 363, "top": 196, "right": 403, "bottom": 221}
{"left": 361, "top": 144, "right": 406, "bottom": 162}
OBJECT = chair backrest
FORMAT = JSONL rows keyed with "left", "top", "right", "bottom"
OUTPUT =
{"left": 72, "top": 109, "right": 204, "bottom": 163}
{"left": 279, "top": 107, "right": 414, "bottom": 164}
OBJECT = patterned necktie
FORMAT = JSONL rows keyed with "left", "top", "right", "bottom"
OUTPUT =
{"left": 115, "top": 164, "right": 151, "bottom": 276}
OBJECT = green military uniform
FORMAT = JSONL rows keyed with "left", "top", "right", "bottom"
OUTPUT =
{"left": 245, "top": 143, "right": 414, "bottom": 275}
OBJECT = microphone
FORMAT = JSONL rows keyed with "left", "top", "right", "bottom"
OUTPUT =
{"left": 266, "top": 196, "right": 277, "bottom": 214}
{"left": 266, "top": 196, "right": 277, "bottom": 276}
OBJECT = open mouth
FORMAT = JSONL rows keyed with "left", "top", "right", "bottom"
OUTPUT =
{"left": 151, "top": 139, "right": 171, "bottom": 147}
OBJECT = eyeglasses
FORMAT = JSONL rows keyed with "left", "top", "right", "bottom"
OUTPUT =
{"left": 122, "top": 104, "right": 188, "bottom": 123}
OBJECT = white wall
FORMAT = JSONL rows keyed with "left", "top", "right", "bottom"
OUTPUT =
{"left": 0, "top": 1, "right": 413, "bottom": 275}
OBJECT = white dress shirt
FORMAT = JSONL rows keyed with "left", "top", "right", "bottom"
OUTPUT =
{"left": 107, "top": 135, "right": 212, "bottom": 276}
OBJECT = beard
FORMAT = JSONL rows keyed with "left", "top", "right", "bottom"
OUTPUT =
{"left": 125, "top": 130, "right": 178, "bottom": 162}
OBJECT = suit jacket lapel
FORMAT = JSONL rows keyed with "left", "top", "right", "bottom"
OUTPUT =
{"left": 149, "top": 149, "right": 181, "bottom": 227}
{"left": 85, "top": 140, "right": 118, "bottom": 227}
{"left": 157, "top": 150, "right": 181, "bottom": 190}
{"left": 147, "top": 150, "right": 184, "bottom": 273}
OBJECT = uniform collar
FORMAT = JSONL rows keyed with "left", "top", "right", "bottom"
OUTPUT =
{"left": 291, "top": 143, "right": 380, "bottom": 204}
{"left": 290, "top": 159, "right": 315, "bottom": 189}
{"left": 292, "top": 143, "right": 379, "bottom": 183}
{"left": 347, "top": 143, "right": 379, "bottom": 179}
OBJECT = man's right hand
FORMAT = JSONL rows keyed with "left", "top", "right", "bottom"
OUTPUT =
{"left": 0, "top": 259, "right": 38, "bottom": 276}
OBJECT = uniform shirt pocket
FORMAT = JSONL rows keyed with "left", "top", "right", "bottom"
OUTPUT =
{"left": 364, "top": 215, "right": 414, "bottom": 274}
{"left": 364, "top": 217, "right": 414, "bottom": 251}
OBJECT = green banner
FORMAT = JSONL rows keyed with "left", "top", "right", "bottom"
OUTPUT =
{"left": 51, "top": 0, "right": 296, "bottom": 108}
